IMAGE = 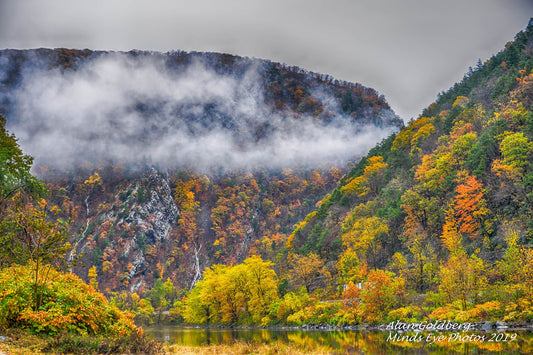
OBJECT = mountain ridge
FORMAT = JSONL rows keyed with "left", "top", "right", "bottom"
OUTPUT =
{"left": 0, "top": 48, "right": 402, "bottom": 174}
{"left": 0, "top": 47, "right": 402, "bottom": 293}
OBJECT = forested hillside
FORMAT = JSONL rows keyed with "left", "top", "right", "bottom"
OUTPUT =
{"left": 292, "top": 18, "right": 533, "bottom": 272}
{"left": 165, "top": 19, "right": 533, "bottom": 327}
{"left": 0, "top": 48, "right": 401, "bottom": 295}
{"left": 0, "top": 114, "right": 159, "bottom": 353}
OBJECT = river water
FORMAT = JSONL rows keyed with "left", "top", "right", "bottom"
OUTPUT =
{"left": 145, "top": 325, "right": 533, "bottom": 354}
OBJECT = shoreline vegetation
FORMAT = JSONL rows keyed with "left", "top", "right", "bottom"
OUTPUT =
{"left": 1, "top": 336, "right": 333, "bottom": 355}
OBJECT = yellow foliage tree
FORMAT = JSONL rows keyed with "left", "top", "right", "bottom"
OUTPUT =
{"left": 88, "top": 265, "right": 99, "bottom": 290}
{"left": 342, "top": 215, "right": 388, "bottom": 268}
{"left": 341, "top": 156, "right": 387, "bottom": 197}
{"left": 288, "top": 252, "right": 325, "bottom": 293}
{"left": 440, "top": 208, "right": 463, "bottom": 255}
{"left": 452, "top": 95, "right": 469, "bottom": 107}
{"left": 84, "top": 171, "right": 102, "bottom": 188}
{"left": 183, "top": 255, "right": 278, "bottom": 325}
{"left": 439, "top": 253, "right": 487, "bottom": 310}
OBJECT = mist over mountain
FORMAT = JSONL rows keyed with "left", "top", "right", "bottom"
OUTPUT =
{"left": 0, "top": 49, "right": 401, "bottom": 173}
{"left": 0, "top": 48, "right": 403, "bottom": 293}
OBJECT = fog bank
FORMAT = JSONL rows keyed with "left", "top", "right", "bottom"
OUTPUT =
{"left": 5, "top": 53, "right": 397, "bottom": 172}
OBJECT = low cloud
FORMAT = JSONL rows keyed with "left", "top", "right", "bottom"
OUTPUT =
{"left": 6, "top": 53, "right": 397, "bottom": 173}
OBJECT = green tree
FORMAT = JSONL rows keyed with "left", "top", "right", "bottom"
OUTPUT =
{"left": 149, "top": 279, "right": 169, "bottom": 324}
{"left": 341, "top": 90, "right": 354, "bottom": 113}
{"left": 0, "top": 115, "right": 71, "bottom": 311}
{"left": 145, "top": 277, "right": 181, "bottom": 324}
{"left": 1, "top": 193, "right": 70, "bottom": 310}
{"left": 0, "top": 115, "right": 43, "bottom": 200}
{"left": 500, "top": 131, "right": 533, "bottom": 172}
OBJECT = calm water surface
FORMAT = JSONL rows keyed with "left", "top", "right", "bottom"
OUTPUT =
{"left": 145, "top": 325, "right": 533, "bottom": 354}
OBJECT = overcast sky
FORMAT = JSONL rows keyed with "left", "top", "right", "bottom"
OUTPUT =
{"left": 0, "top": 0, "right": 531, "bottom": 120}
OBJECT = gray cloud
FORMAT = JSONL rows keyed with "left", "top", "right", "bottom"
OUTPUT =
{"left": 1, "top": 1, "right": 532, "bottom": 120}
{"left": 7, "top": 53, "right": 396, "bottom": 172}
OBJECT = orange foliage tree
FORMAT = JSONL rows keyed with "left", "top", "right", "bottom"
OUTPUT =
{"left": 359, "top": 269, "right": 405, "bottom": 323}
{"left": 453, "top": 174, "right": 490, "bottom": 240}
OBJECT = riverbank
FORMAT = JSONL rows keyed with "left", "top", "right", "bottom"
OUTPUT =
{"left": 0, "top": 322, "right": 533, "bottom": 355}
{"left": 165, "top": 342, "right": 335, "bottom": 355}
{"left": 0, "top": 332, "right": 334, "bottom": 355}
{"left": 0, "top": 329, "right": 164, "bottom": 355}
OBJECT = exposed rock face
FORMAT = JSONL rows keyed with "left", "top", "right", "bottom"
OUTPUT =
{"left": 72, "top": 169, "right": 179, "bottom": 294}
{"left": 123, "top": 170, "right": 178, "bottom": 292}
{"left": 125, "top": 170, "right": 178, "bottom": 245}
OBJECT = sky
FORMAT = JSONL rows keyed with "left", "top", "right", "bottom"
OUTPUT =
{"left": 0, "top": 0, "right": 532, "bottom": 120}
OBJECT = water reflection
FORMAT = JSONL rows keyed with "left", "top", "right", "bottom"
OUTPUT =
{"left": 145, "top": 326, "right": 533, "bottom": 354}
{"left": 146, "top": 327, "right": 287, "bottom": 347}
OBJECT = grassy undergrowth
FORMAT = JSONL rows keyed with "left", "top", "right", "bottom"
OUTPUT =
{"left": 0, "top": 334, "right": 336, "bottom": 355}
{"left": 164, "top": 341, "right": 337, "bottom": 355}
{"left": 0, "top": 328, "right": 164, "bottom": 355}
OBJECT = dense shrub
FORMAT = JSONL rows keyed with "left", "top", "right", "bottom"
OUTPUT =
{"left": 0, "top": 264, "right": 136, "bottom": 337}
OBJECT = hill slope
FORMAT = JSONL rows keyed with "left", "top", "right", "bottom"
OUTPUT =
{"left": 0, "top": 49, "right": 401, "bottom": 293}
{"left": 171, "top": 19, "right": 533, "bottom": 329}
{"left": 290, "top": 18, "right": 533, "bottom": 293}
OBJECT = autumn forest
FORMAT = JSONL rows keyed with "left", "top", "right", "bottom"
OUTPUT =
{"left": 1, "top": 17, "right": 533, "bottom": 355}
